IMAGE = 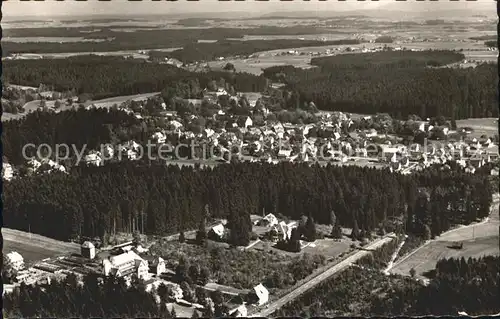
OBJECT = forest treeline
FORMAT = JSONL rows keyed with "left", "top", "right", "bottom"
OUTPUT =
{"left": 373, "top": 255, "right": 500, "bottom": 316}
{"left": 2, "top": 274, "right": 174, "bottom": 319}
{"left": 275, "top": 255, "right": 499, "bottom": 317}
{"left": 2, "top": 56, "right": 268, "bottom": 100}
{"left": 2, "top": 26, "right": 343, "bottom": 55}
{"left": 1, "top": 108, "right": 143, "bottom": 165}
{"left": 164, "top": 39, "right": 361, "bottom": 63}
{"left": 2, "top": 159, "right": 493, "bottom": 246}
{"left": 263, "top": 50, "right": 498, "bottom": 119}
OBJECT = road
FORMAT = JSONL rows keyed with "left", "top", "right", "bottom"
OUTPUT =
{"left": 250, "top": 233, "right": 396, "bottom": 317}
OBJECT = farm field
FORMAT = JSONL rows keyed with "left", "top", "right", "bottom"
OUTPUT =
{"left": 390, "top": 236, "right": 499, "bottom": 278}
{"left": 390, "top": 193, "right": 499, "bottom": 278}
{"left": 206, "top": 38, "right": 496, "bottom": 75}
{"left": 3, "top": 228, "right": 80, "bottom": 264}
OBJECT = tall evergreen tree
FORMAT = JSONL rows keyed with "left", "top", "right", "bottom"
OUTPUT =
{"left": 304, "top": 216, "right": 317, "bottom": 242}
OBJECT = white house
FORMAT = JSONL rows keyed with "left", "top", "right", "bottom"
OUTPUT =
{"left": 124, "top": 140, "right": 142, "bottom": 152}
{"left": 253, "top": 283, "right": 269, "bottom": 306}
{"left": 216, "top": 88, "right": 228, "bottom": 97}
{"left": 84, "top": 152, "right": 102, "bottom": 166}
{"left": 102, "top": 144, "right": 114, "bottom": 159}
{"left": 229, "top": 304, "right": 248, "bottom": 317}
{"left": 27, "top": 158, "right": 42, "bottom": 171}
{"left": 204, "top": 128, "right": 215, "bottom": 138}
{"left": 5, "top": 252, "right": 24, "bottom": 271}
{"left": 152, "top": 132, "right": 166, "bottom": 144}
{"left": 103, "top": 251, "right": 149, "bottom": 280}
{"left": 278, "top": 149, "right": 292, "bottom": 158}
{"left": 126, "top": 149, "right": 139, "bottom": 161}
{"left": 148, "top": 257, "right": 166, "bottom": 276}
{"left": 257, "top": 214, "right": 279, "bottom": 227}
{"left": 208, "top": 224, "right": 226, "bottom": 240}
{"left": 465, "top": 166, "right": 476, "bottom": 174}
{"left": 168, "top": 120, "right": 184, "bottom": 131}
{"left": 417, "top": 121, "right": 426, "bottom": 132}
{"left": 365, "top": 129, "right": 378, "bottom": 138}
{"left": 45, "top": 159, "right": 66, "bottom": 172}
{"left": 2, "top": 163, "right": 14, "bottom": 181}
{"left": 275, "top": 221, "right": 296, "bottom": 241}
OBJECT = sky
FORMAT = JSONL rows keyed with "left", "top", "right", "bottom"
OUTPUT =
{"left": 3, "top": 0, "right": 496, "bottom": 18}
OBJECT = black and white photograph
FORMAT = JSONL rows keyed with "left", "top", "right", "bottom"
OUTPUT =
{"left": 1, "top": 0, "right": 499, "bottom": 317}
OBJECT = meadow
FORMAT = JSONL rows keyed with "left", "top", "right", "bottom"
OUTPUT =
{"left": 3, "top": 228, "right": 80, "bottom": 264}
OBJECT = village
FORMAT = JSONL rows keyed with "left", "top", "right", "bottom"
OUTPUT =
{"left": 2, "top": 83, "right": 498, "bottom": 181}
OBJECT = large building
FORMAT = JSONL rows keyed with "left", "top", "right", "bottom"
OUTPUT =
{"left": 103, "top": 251, "right": 149, "bottom": 279}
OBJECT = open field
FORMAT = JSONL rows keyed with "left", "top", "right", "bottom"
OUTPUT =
{"left": 390, "top": 193, "right": 499, "bottom": 278}
{"left": 456, "top": 117, "right": 498, "bottom": 138}
{"left": 3, "top": 228, "right": 80, "bottom": 263}
{"left": 83, "top": 92, "right": 161, "bottom": 108}
{"left": 2, "top": 92, "right": 162, "bottom": 122}
{"left": 206, "top": 38, "right": 496, "bottom": 75}
{"left": 390, "top": 236, "right": 499, "bottom": 278}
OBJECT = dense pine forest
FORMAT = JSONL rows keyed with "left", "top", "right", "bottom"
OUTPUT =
{"left": 4, "top": 51, "right": 498, "bottom": 119}
{"left": 263, "top": 50, "right": 498, "bottom": 119}
{"left": 275, "top": 255, "right": 500, "bottom": 317}
{"left": 4, "top": 255, "right": 498, "bottom": 318}
{"left": 2, "top": 108, "right": 143, "bottom": 165}
{"left": 164, "top": 39, "right": 361, "bottom": 63}
{"left": 2, "top": 56, "right": 268, "bottom": 100}
{"left": 1, "top": 26, "right": 344, "bottom": 55}
{"left": 2, "top": 274, "right": 174, "bottom": 319}
{"left": 373, "top": 255, "right": 500, "bottom": 316}
{"left": 2, "top": 159, "right": 493, "bottom": 246}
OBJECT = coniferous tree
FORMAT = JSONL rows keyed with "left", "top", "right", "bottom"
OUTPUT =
{"left": 304, "top": 216, "right": 317, "bottom": 242}
{"left": 331, "top": 224, "right": 343, "bottom": 239}
{"left": 196, "top": 219, "right": 207, "bottom": 245}
{"left": 351, "top": 219, "right": 360, "bottom": 240}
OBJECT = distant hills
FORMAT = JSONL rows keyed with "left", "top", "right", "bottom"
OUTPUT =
{"left": 6, "top": 1, "right": 496, "bottom": 22}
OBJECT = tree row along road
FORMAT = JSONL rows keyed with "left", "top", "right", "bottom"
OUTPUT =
{"left": 250, "top": 233, "right": 396, "bottom": 317}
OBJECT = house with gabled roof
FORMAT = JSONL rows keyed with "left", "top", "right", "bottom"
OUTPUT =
{"left": 208, "top": 224, "right": 226, "bottom": 241}
{"left": 256, "top": 214, "right": 279, "bottom": 227}
{"left": 229, "top": 304, "right": 248, "bottom": 317}
{"left": 102, "top": 250, "right": 149, "bottom": 280}
{"left": 252, "top": 283, "right": 269, "bottom": 306}
{"left": 143, "top": 256, "right": 166, "bottom": 276}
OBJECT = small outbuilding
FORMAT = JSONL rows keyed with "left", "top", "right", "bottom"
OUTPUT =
{"left": 81, "top": 241, "right": 96, "bottom": 260}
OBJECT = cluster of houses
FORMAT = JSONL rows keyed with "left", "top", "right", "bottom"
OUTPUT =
{"left": 4, "top": 239, "right": 270, "bottom": 317}
{"left": 3, "top": 81, "right": 498, "bottom": 181}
